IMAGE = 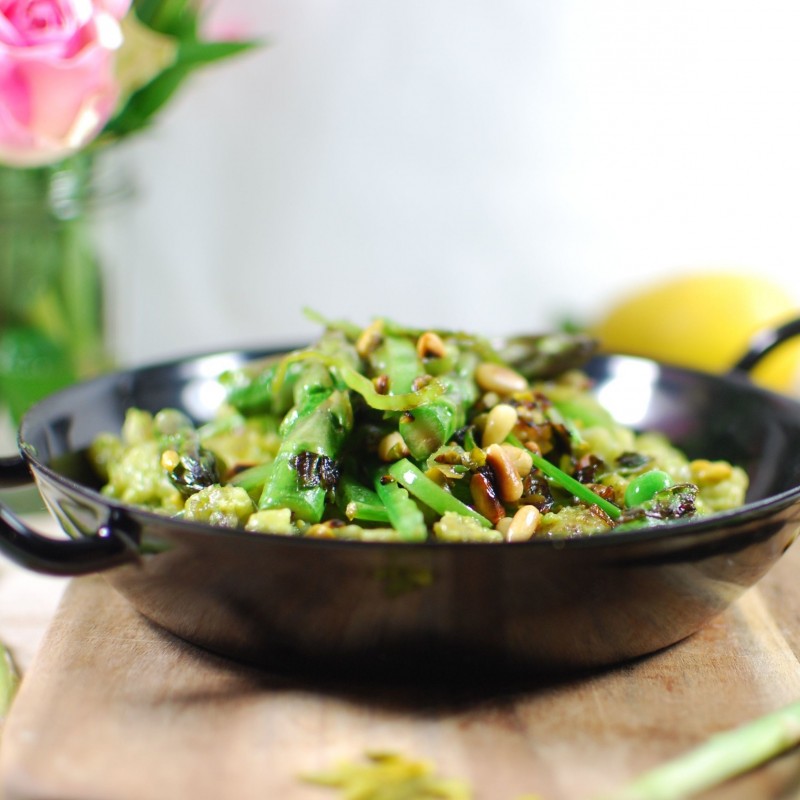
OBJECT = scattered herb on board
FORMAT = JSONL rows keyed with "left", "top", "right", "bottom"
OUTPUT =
{"left": 302, "top": 751, "right": 547, "bottom": 800}
{"left": 0, "top": 642, "right": 19, "bottom": 719}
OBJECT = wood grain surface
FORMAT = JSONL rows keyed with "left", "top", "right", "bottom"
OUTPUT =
{"left": 3, "top": 541, "right": 800, "bottom": 800}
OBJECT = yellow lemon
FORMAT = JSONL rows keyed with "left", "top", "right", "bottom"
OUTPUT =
{"left": 590, "top": 271, "right": 800, "bottom": 394}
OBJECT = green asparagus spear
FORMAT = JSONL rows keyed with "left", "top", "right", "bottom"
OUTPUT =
{"left": 399, "top": 350, "right": 480, "bottom": 461}
{"left": 369, "top": 333, "right": 422, "bottom": 394}
{"left": 258, "top": 358, "right": 353, "bottom": 523}
{"left": 596, "top": 700, "right": 800, "bottom": 800}
{"left": 222, "top": 357, "right": 302, "bottom": 417}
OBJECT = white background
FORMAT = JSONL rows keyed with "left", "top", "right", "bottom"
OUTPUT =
{"left": 101, "top": 0, "right": 800, "bottom": 367}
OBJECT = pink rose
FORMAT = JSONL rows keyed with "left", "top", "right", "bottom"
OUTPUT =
{"left": 0, "top": 0, "right": 132, "bottom": 167}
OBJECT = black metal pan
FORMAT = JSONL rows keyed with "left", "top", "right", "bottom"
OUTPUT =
{"left": 2, "top": 321, "right": 800, "bottom": 679}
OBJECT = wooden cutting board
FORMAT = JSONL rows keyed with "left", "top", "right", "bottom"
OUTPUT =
{"left": 4, "top": 542, "right": 800, "bottom": 800}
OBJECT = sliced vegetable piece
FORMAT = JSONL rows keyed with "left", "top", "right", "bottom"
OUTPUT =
{"left": 387, "top": 458, "right": 492, "bottom": 529}
{"left": 339, "top": 476, "right": 391, "bottom": 523}
{"left": 374, "top": 474, "right": 427, "bottom": 542}
{"left": 338, "top": 363, "right": 445, "bottom": 411}
{"left": 624, "top": 469, "right": 673, "bottom": 508}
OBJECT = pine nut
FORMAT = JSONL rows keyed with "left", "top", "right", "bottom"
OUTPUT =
{"left": 485, "top": 443, "right": 524, "bottom": 502}
{"left": 475, "top": 362, "right": 528, "bottom": 395}
{"left": 482, "top": 403, "right": 518, "bottom": 447}
{"left": 416, "top": 331, "right": 446, "bottom": 359}
{"left": 161, "top": 449, "right": 181, "bottom": 471}
{"left": 481, "top": 391, "right": 501, "bottom": 409}
{"left": 690, "top": 459, "right": 732, "bottom": 484}
{"left": 378, "top": 431, "right": 410, "bottom": 462}
{"left": 495, "top": 517, "right": 513, "bottom": 536}
{"left": 356, "top": 320, "right": 384, "bottom": 358}
{"left": 505, "top": 505, "right": 541, "bottom": 542}
{"left": 470, "top": 472, "right": 505, "bottom": 524}
{"left": 499, "top": 443, "right": 533, "bottom": 477}
{"left": 372, "top": 374, "right": 390, "bottom": 394}
{"left": 524, "top": 440, "right": 542, "bottom": 456}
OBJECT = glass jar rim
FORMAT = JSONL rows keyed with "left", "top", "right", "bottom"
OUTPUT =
{"left": 0, "top": 155, "right": 134, "bottom": 222}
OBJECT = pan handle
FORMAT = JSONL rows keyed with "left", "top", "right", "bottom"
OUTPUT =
{"left": 0, "top": 454, "right": 138, "bottom": 576}
{"left": 0, "top": 502, "right": 138, "bottom": 576}
{"left": 0, "top": 454, "right": 33, "bottom": 489}
{"left": 732, "top": 317, "right": 800, "bottom": 375}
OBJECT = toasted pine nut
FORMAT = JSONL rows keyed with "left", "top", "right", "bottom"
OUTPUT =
{"left": 475, "top": 362, "right": 528, "bottom": 395}
{"left": 372, "top": 374, "right": 390, "bottom": 394}
{"left": 524, "top": 440, "right": 542, "bottom": 456}
{"left": 486, "top": 443, "right": 524, "bottom": 502}
{"left": 495, "top": 517, "right": 513, "bottom": 536}
{"left": 470, "top": 472, "right": 505, "bottom": 525}
{"left": 690, "top": 459, "right": 732, "bottom": 484}
{"left": 481, "top": 391, "right": 501, "bottom": 409}
{"left": 416, "top": 331, "right": 446, "bottom": 359}
{"left": 505, "top": 505, "right": 541, "bottom": 542}
{"left": 378, "top": 431, "right": 410, "bottom": 462}
{"left": 412, "top": 374, "right": 433, "bottom": 392}
{"left": 356, "top": 320, "right": 384, "bottom": 358}
{"left": 499, "top": 443, "right": 533, "bottom": 477}
{"left": 482, "top": 403, "right": 518, "bottom": 447}
{"left": 161, "top": 449, "right": 180, "bottom": 471}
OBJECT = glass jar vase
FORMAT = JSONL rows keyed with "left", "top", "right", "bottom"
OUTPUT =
{"left": 0, "top": 153, "right": 122, "bottom": 427}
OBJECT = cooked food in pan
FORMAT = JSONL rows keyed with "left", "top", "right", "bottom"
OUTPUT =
{"left": 88, "top": 316, "right": 748, "bottom": 542}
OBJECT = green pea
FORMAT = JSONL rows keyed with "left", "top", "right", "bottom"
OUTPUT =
{"left": 625, "top": 469, "right": 672, "bottom": 508}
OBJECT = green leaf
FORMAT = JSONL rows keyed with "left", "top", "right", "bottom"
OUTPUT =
{"left": 176, "top": 39, "right": 262, "bottom": 68}
{"left": 134, "top": 0, "right": 197, "bottom": 38}
{"left": 104, "top": 63, "right": 193, "bottom": 138}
